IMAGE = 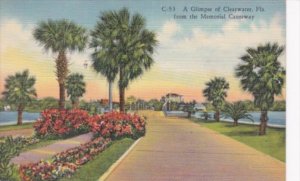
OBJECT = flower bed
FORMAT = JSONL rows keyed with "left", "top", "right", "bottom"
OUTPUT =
{"left": 19, "top": 111, "right": 146, "bottom": 180}
{"left": 19, "top": 137, "right": 111, "bottom": 181}
{"left": 34, "top": 109, "right": 90, "bottom": 139}
{"left": 88, "top": 111, "right": 146, "bottom": 139}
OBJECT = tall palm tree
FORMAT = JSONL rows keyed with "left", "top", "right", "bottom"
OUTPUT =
{"left": 90, "top": 22, "right": 119, "bottom": 111}
{"left": 66, "top": 73, "right": 86, "bottom": 109}
{"left": 90, "top": 8, "right": 158, "bottom": 112}
{"left": 223, "top": 101, "right": 253, "bottom": 126}
{"left": 33, "top": 19, "right": 88, "bottom": 110}
{"left": 2, "top": 70, "right": 37, "bottom": 125}
{"left": 235, "top": 43, "right": 285, "bottom": 135}
{"left": 203, "top": 77, "right": 229, "bottom": 121}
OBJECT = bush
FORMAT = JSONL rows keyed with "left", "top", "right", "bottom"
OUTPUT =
{"left": 34, "top": 109, "right": 90, "bottom": 139}
{"left": 88, "top": 112, "right": 146, "bottom": 139}
{"left": 19, "top": 137, "right": 111, "bottom": 181}
{"left": 0, "top": 136, "right": 39, "bottom": 180}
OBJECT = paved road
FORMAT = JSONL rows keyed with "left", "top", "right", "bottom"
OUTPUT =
{"left": 105, "top": 111, "right": 285, "bottom": 181}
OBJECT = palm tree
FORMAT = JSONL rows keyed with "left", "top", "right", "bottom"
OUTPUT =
{"left": 66, "top": 73, "right": 86, "bottom": 109}
{"left": 33, "top": 19, "right": 88, "bottom": 110}
{"left": 203, "top": 77, "right": 229, "bottom": 121}
{"left": 90, "top": 8, "right": 158, "bottom": 112}
{"left": 90, "top": 22, "right": 119, "bottom": 111}
{"left": 235, "top": 43, "right": 285, "bottom": 135}
{"left": 2, "top": 70, "right": 37, "bottom": 125}
{"left": 223, "top": 102, "right": 253, "bottom": 126}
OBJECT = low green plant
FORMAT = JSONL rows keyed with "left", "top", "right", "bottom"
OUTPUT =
{"left": 0, "top": 137, "right": 24, "bottom": 180}
{"left": 0, "top": 136, "right": 40, "bottom": 180}
{"left": 222, "top": 101, "right": 253, "bottom": 126}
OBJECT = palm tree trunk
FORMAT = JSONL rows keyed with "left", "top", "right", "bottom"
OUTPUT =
{"left": 109, "top": 81, "right": 113, "bottom": 111}
{"left": 119, "top": 87, "right": 125, "bottom": 112}
{"left": 187, "top": 111, "right": 191, "bottom": 118}
{"left": 59, "top": 83, "right": 66, "bottom": 110}
{"left": 72, "top": 100, "right": 78, "bottom": 109}
{"left": 56, "top": 51, "right": 68, "bottom": 110}
{"left": 17, "top": 105, "right": 23, "bottom": 125}
{"left": 215, "top": 110, "right": 220, "bottom": 121}
{"left": 259, "top": 110, "right": 268, "bottom": 135}
{"left": 119, "top": 68, "right": 125, "bottom": 112}
{"left": 233, "top": 119, "right": 238, "bottom": 126}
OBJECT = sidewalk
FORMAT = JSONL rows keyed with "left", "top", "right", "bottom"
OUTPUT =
{"left": 104, "top": 111, "right": 285, "bottom": 181}
{"left": 11, "top": 132, "right": 93, "bottom": 165}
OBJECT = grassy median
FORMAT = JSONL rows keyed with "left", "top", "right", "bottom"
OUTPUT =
{"left": 191, "top": 118, "right": 285, "bottom": 162}
{"left": 60, "top": 138, "right": 135, "bottom": 181}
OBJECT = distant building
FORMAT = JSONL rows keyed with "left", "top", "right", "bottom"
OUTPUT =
{"left": 162, "top": 93, "right": 184, "bottom": 111}
{"left": 194, "top": 103, "right": 206, "bottom": 111}
{"left": 99, "top": 99, "right": 119, "bottom": 106}
{"left": 165, "top": 93, "right": 184, "bottom": 103}
{"left": 4, "top": 105, "right": 11, "bottom": 111}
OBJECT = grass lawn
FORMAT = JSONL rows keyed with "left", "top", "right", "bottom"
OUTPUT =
{"left": 190, "top": 118, "right": 285, "bottom": 162}
{"left": 60, "top": 138, "right": 135, "bottom": 181}
{"left": 0, "top": 123, "right": 34, "bottom": 132}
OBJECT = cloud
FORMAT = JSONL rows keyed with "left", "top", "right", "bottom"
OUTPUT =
{"left": 157, "top": 20, "right": 181, "bottom": 44}
{"left": 156, "top": 14, "right": 285, "bottom": 74}
{"left": 0, "top": 19, "right": 36, "bottom": 54}
{"left": 0, "top": 18, "right": 95, "bottom": 74}
{"left": 0, "top": 18, "right": 102, "bottom": 99}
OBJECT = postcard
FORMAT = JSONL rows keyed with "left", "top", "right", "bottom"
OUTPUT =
{"left": 0, "top": 0, "right": 289, "bottom": 180}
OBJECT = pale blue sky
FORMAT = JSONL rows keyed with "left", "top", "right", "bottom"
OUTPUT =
{"left": 1, "top": 0, "right": 285, "bottom": 33}
{"left": 0, "top": 0, "right": 286, "bottom": 101}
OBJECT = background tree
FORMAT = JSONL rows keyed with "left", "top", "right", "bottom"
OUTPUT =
{"left": 148, "top": 99, "right": 163, "bottom": 111}
{"left": 203, "top": 77, "right": 229, "bottom": 121}
{"left": 223, "top": 101, "right": 253, "bottom": 126}
{"left": 2, "top": 70, "right": 37, "bottom": 125}
{"left": 136, "top": 98, "right": 146, "bottom": 110}
{"left": 66, "top": 73, "right": 86, "bottom": 109}
{"left": 90, "top": 8, "right": 158, "bottom": 112}
{"left": 235, "top": 43, "right": 285, "bottom": 135}
{"left": 126, "top": 96, "right": 137, "bottom": 111}
{"left": 33, "top": 19, "right": 88, "bottom": 110}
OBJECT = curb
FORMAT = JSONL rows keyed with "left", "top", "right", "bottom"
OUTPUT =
{"left": 98, "top": 137, "right": 142, "bottom": 181}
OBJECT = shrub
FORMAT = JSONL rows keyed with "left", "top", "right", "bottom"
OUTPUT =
{"left": 19, "top": 137, "right": 111, "bottom": 181}
{"left": 0, "top": 136, "right": 39, "bottom": 180}
{"left": 88, "top": 112, "right": 146, "bottom": 139}
{"left": 34, "top": 109, "right": 90, "bottom": 139}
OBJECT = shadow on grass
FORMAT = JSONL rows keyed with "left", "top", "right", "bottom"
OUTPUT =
{"left": 225, "top": 130, "right": 259, "bottom": 137}
{"left": 191, "top": 118, "right": 217, "bottom": 124}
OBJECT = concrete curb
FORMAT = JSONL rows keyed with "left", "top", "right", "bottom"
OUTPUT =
{"left": 98, "top": 138, "right": 142, "bottom": 181}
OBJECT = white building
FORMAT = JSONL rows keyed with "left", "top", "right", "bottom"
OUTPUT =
{"left": 165, "top": 93, "right": 183, "bottom": 103}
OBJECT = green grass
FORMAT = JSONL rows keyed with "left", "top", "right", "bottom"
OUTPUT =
{"left": 191, "top": 118, "right": 285, "bottom": 162}
{"left": 60, "top": 138, "right": 135, "bottom": 181}
{"left": 0, "top": 123, "right": 34, "bottom": 132}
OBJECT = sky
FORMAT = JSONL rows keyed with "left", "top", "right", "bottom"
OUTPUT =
{"left": 0, "top": 0, "right": 286, "bottom": 102}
